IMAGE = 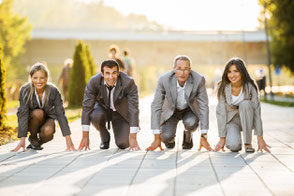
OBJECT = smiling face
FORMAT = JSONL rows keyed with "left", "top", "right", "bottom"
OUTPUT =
{"left": 174, "top": 59, "right": 191, "bottom": 86}
{"left": 31, "top": 70, "right": 48, "bottom": 92}
{"left": 227, "top": 64, "right": 242, "bottom": 85}
{"left": 101, "top": 66, "right": 119, "bottom": 87}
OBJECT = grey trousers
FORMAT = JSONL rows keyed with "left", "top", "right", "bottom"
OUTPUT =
{"left": 161, "top": 107, "right": 199, "bottom": 144}
{"left": 90, "top": 106, "right": 130, "bottom": 149}
{"left": 226, "top": 100, "right": 254, "bottom": 151}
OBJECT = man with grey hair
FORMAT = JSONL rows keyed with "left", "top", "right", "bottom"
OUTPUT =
{"left": 146, "top": 55, "right": 212, "bottom": 151}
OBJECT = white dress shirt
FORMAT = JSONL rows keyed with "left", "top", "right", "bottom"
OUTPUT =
{"left": 176, "top": 81, "right": 188, "bottom": 110}
{"left": 231, "top": 87, "right": 244, "bottom": 106}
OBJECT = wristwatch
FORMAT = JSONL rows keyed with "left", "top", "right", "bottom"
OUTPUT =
{"left": 201, "top": 134, "right": 208, "bottom": 139}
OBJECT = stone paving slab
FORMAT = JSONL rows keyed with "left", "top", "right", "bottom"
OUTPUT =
{"left": 1, "top": 93, "right": 294, "bottom": 196}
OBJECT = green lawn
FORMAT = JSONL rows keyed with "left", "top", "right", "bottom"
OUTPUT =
{"left": 260, "top": 98, "right": 294, "bottom": 107}
{"left": 64, "top": 107, "right": 82, "bottom": 123}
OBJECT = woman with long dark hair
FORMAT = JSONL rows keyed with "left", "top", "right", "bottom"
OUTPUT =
{"left": 214, "top": 57, "right": 270, "bottom": 153}
{"left": 12, "top": 62, "right": 76, "bottom": 151}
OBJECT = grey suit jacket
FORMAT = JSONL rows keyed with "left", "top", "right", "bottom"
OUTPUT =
{"left": 81, "top": 72, "right": 139, "bottom": 127}
{"left": 216, "top": 83, "right": 263, "bottom": 137}
{"left": 151, "top": 70, "right": 209, "bottom": 130}
{"left": 17, "top": 83, "right": 71, "bottom": 138}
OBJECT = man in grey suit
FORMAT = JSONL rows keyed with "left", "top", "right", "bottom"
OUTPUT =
{"left": 146, "top": 55, "right": 212, "bottom": 151}
{"left": 78, "top": 59, "right": 140, "bottom": 150}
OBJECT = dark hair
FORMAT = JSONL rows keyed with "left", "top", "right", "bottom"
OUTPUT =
{"left": 217, "top": 57, "right": 258, "bottom": 100}
{"left": 123, "top": 50, "right": 128, "bottom": 56}
{"left": 100, "top": 59, "right": 119, "bottom": 73}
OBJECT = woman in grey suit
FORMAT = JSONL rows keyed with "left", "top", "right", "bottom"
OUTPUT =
{"left": 12, "top": 63, "right": 76, "bottom": 151}
{"left": 214, "top": 57, "right": 270, "bottom": 153}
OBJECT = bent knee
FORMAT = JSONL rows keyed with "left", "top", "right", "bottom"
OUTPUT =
{"left": 161, "top": 132, "right": 174, "bottom": 144}
{"left": 39, "top": 130, "right": 54, "bottom": 143}
{"left": 226, "top": 143, "right": 242, "bottom": 152}
{"left": 184, "top": 121, "right": 198, "bottom": 132}
{"left": 116, "top": 141, "right": 129, "bottom": 149}
{"left": 40, "top": 126, "right": 55, "bottom": 137}
{"left": 30, "top": 109, "right": 45, "bottom": 120}
{"left": 40, "top": 135, "right": 54, "bottom": 143}
{"left": 90, "top": 110, "right": 106, "bottom": 126}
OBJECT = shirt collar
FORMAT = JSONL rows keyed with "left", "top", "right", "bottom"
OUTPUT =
{"left": 103, "top": 80, "right": 117, "bottom": 88}
{"left": 34, "top": 88, "right": 45, "bottom": 108}
{"left": 176, "top": 80, "right": 186, "bottom": 88}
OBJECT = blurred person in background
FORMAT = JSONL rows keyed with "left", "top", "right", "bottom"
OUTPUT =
{"left": 109, "top": 44, "right": 125, "bottom": 73}
{"left": 123, "top": 48, "right": 135, "bottom": 77}
{"left": 58, "top": 58, "right": 73, "bottom": 104}
{"left": 255, "top": 68, "right": 266, "bottom": 97}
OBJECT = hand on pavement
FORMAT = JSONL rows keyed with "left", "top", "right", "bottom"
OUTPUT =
{"left": 146, "top": 135, "right": 163, "bottom": 151}
{"left": 129, "top": 133, "right": 141, "bottom": 151}
{"left": 198, "top": 137, "right": 213, "bottom": 151}
{"left": 214, "top": 138, "right": 226, "bottom": 152}
{"left": 11, "top": 137, "right": 26, "bottom": 152}
{"left": 257, "top": 136, "right": 271, "bottom": 152}
{"left": 65, "top": 135, "right": 77, "bottom": 151}
{"left": 78, "top": 131, "right": 90, "bottom": 151}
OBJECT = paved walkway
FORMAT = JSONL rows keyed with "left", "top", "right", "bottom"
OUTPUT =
{"left": 1, "top": 93, "right": 294, "bottom": 196}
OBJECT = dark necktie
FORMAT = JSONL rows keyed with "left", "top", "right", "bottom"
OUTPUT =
{"left": 106, "top": 85, "right": 114, "bottom": 130}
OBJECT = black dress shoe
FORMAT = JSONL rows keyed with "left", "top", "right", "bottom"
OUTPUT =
{"left": 26, "top": 144, "right": 32, "bottom": 149}
{"left": 26, "top": 144, "right": 43, "bottom": 150}
{"left": 165, "top": 141, "right": 175, "bottom": 149}
{"left": 182, "top": 131, "right": 193, "bottom": 149}
{"left": 100, "top": 141, "right": 110, "bottom": 149}
{"left": 28, "top": 136, "right": 41, "bottom": 147}
{"left": 230, "top": 149, "right": 241, "bottom": 152}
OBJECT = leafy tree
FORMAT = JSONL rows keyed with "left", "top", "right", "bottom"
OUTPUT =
{"left": 260, "top": 0, "right": 294, "bottom": 73}
{"left": 0, "top": 0, "right": 32, "bottom": 76}
{"left": 0, "top": 44, "right": 17, "bottom": 144}
{"left": 0, "top": 45, "right": 7, "bottom": 130}
{"left": 85, "top": 44, "right": 96, "bottom": 77}
{"left": 68, "top": 41, "right": 89, "bottom": 107}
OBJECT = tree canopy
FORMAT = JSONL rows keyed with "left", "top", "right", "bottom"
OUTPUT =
{"left": 0, "top": 0, "right": 32, "bottom": 79}
{"left": 0, "top": 45, "right": 7, "bottom": 130}
{"left": 260, "top": 0, "right": 294, "bottom": 73}
{"left": 85, "top": 44, "right": 96, "bottom": 77}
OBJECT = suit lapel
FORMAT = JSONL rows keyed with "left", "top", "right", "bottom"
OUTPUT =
{"left": 244, "top": 83, "right": 250, "bottom": 99}
{"left": 185, "top": 75, "right": 193, "bottom": 101}
{"left": 100, "top": 80, "right": 109, "bottom": 106}
{"left": 225, "top": 84, "right": 232, "bottom": 104}
{"left": 113, "top": 76, "right": 122, "bottom": 103}
{"left": 170, "top": 75, "right": 177, "bottom": 104}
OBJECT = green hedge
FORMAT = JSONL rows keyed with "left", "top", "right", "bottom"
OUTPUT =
{"left": 68, "top": 41, "right": 96, "bottom": 107}
{"left": 0, "top": 45, "right": 7, "bottom": 130}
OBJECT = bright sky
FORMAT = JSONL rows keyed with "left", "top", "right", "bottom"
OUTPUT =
{"left": 99, "top": 0, "right": 261, "bottom": 31}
